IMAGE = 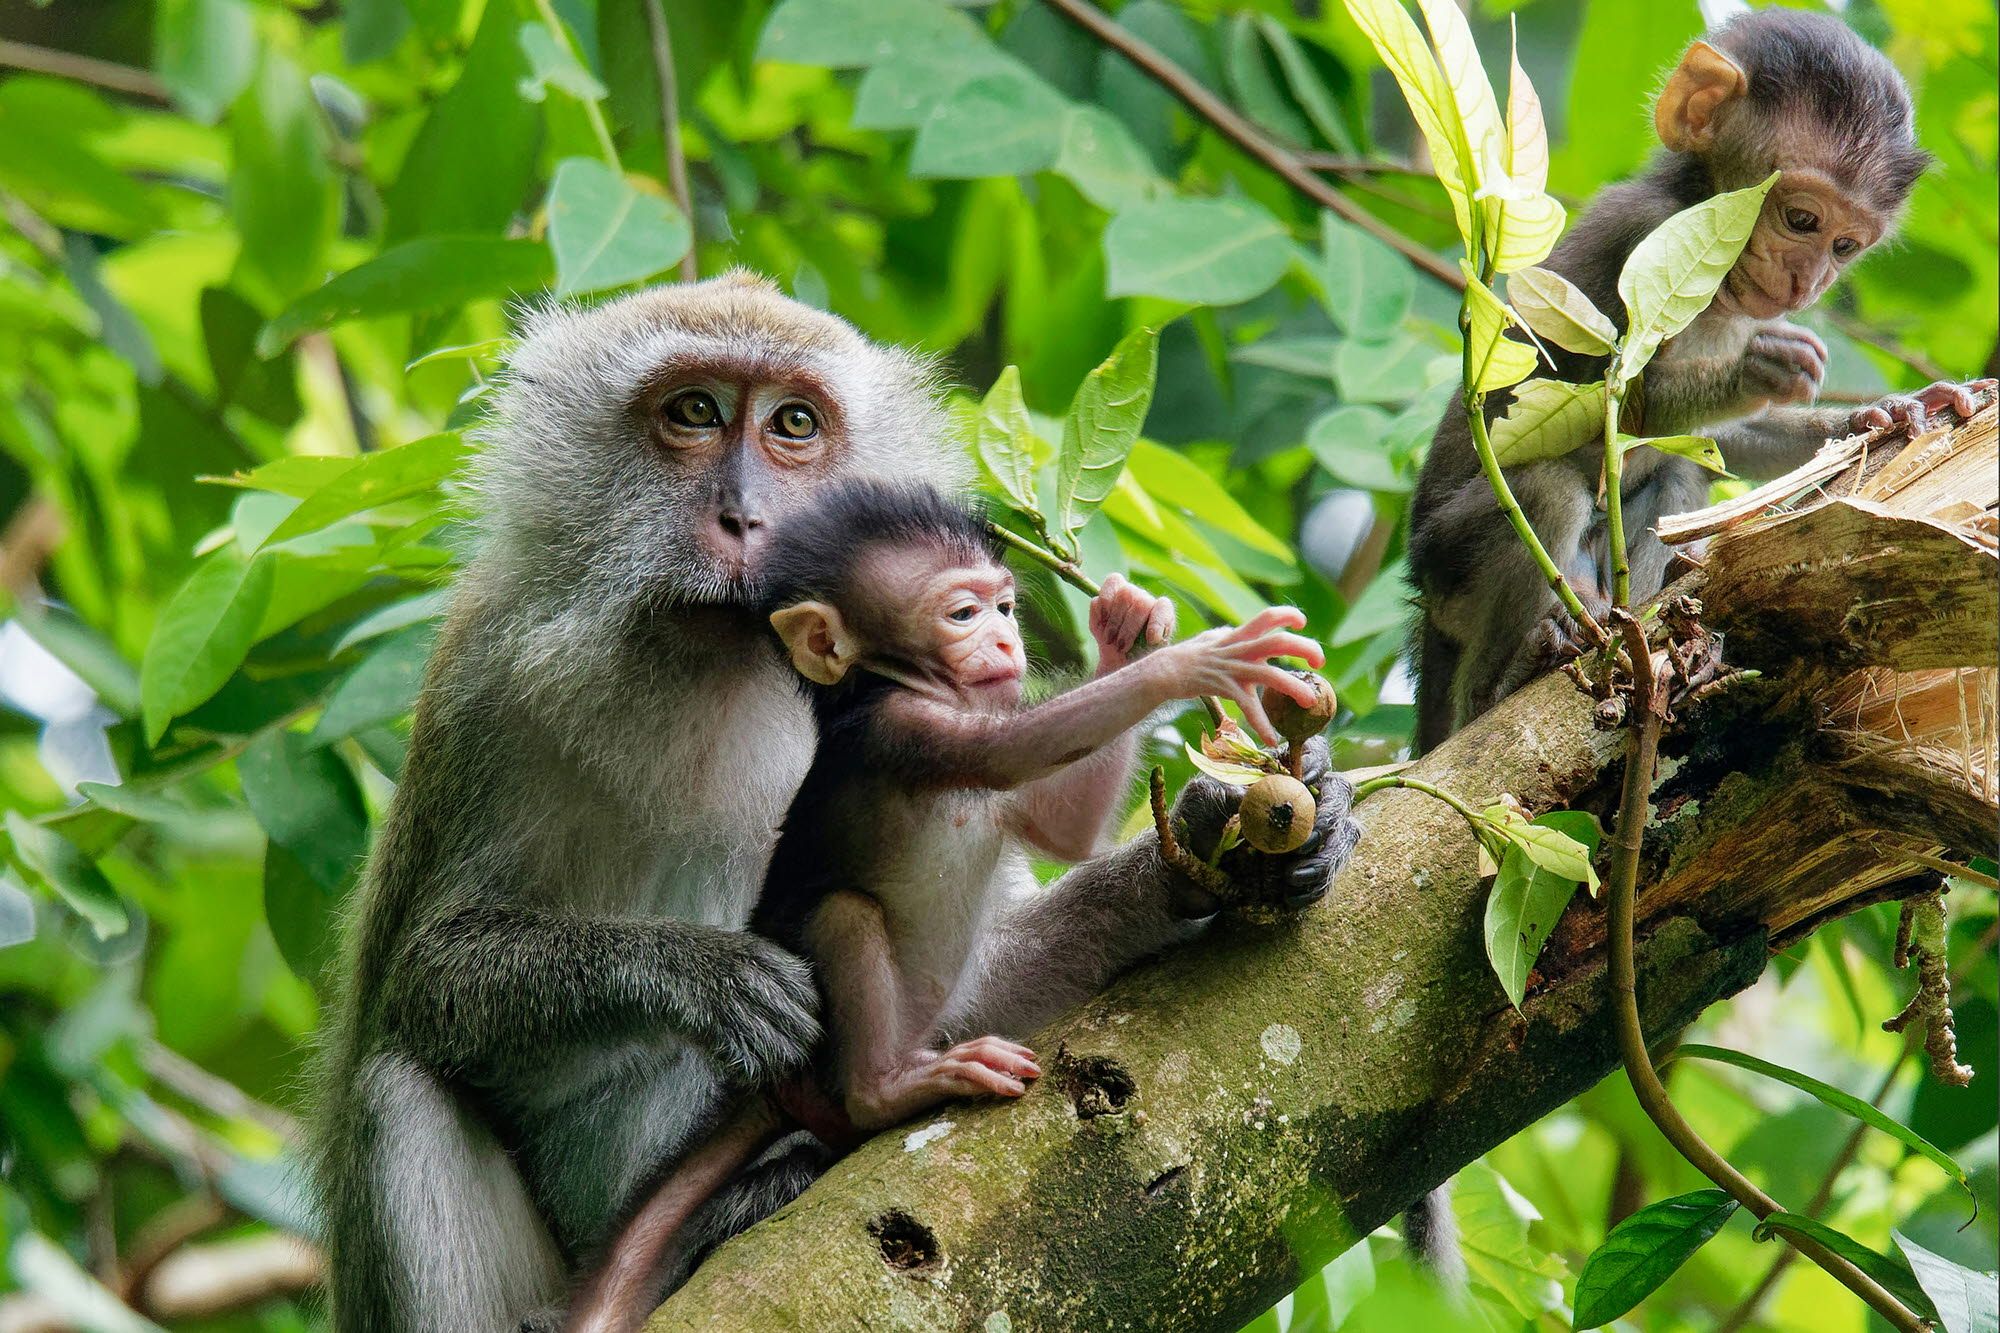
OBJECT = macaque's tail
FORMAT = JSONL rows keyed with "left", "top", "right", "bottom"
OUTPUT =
{"left": 566, "top": 1098, "right": 785, "bottom": 1333}
{"left": 1402, "top": 1181, "right": 1466, "bottom": 1294}
{"left": 1413, "top": 617, "right": 1459, "bottom": 757}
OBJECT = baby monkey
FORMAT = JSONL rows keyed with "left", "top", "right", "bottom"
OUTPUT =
{"left": 563, "top": 482, "right": 1327, "bottom": 1330}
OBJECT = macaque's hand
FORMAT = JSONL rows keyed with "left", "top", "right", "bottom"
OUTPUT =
{"left": 1167, "top": 735, "right": 1359, "bottom": 916}
{"left": 1738, "top": 323, "right": 1826, "bottom": 407}
{"left": 1849, "top": 378, "right": 1995, "bottom": 434}
{"left": 695, "top": 934, "right": 823, "bottom": 1087}
{"left": 1152, "top": 607, "right": 1326, "bottom": 744}
{"left": 1089, "top": 572, "right": 1176, "bottom": 676}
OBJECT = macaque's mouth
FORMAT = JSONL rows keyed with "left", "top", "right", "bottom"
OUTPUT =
{"left": 965, "top": 668, "right": 1025, "bottom": 688}
{"left": 1723, "top": 270, "right": 1794, "bottom": 318}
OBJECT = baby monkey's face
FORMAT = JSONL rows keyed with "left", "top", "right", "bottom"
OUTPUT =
{"left": 922, "top": 561, "right": 1024, "bottom": 704}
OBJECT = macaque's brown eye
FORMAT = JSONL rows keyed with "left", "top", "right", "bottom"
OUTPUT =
{"left": 1784, "top": 208, "right": 1819, "bottom": 233}
{"left": 666, "top": 390, "right": 721, "bottom": 428}
{"left": 771, "top": 402, "right": 819, "bottom": 440}
{"left": 1832, "top": 237, "right": 1861, "bottom": 259}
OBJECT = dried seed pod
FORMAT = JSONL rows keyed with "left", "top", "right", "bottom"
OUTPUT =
{"left": 1239, "top": 774, "right": 1316, "bottom": 854}
{"left": 1261, "top": 671, "right": 1338, "bottom": 745}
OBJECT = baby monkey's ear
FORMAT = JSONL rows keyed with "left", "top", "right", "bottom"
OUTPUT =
{"left": 1656, "top": 40, "right": 1747, "bottom": 152}
{"left": 770, "top": 601, "right": 858, "bottom": 685}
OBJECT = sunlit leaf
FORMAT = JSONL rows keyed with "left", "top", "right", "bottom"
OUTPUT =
{"left": 1465, "top": 274, "right": 1539, "bottom": 393}
{"left": 1492, "top": 379, "right": 1606, "bottom": 466}
{"left": 1485, "top": 810, "right": 1601, "bottom": 1010}
{"left": 259, "top": 433, "right": 468, "bottom": 549}
{"left": 1504, "top": 23, "right": 1548, "bottom": 195}
{"left": 1056, "top": 327, "right": 1158, "bottom": 541}
{"left": 1341, "top": 0, "right": 1471, "bottom": 243}
{"left": 1751, "top": 1215, "right": 1938, "bottom": 1324}
{"left": 1674, "top": 1045, "right": 1971, "bottom": 1198}
{"left": 140, "top": 551, "right": 275, "bottom": 744}
{"left": 1624, "top": 433, "right": 1731, "bottom": 477}
{"left": 1573, "top": 1190, "right": 1738, "bottom": 1328}
{"left": 973, "top": 366, "right": 1045, "bottom": 524}
{"left": 1508, "top": 267, "right": 1617, "bottom": 356}
{"left": 1895, "top": 1232, "right": 1999, "bottom": 1333}
{"left": 1615, "top": 173, "right": 1778, "bottom": 385}
{"left": 1125, "top": 441, "right": 1295, "bottom": 566}
{"left": 259, "top": 237, "right": 553, "bottom": 355}
{"left": 1415, "top": 0, "right": 1501, "bottom": 183}
{"left": 546, "top": 158, "right": 690, "bottom": 296}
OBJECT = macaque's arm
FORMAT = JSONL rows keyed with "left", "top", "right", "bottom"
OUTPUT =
{"left": 1008, "top": 574, "right": 1175, "bottom": 861}
{"left": 873, "top": 609, "right": 1322, "bottom": 792}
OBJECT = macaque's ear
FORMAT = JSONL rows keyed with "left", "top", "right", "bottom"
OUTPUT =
{"left": 769, "top": 601, "right": 857, "bottom": 685}
{"left": 1655, "top": 41, "right": 1747, "bottom": 152}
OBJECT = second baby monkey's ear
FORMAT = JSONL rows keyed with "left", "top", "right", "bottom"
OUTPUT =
{"left": 770, "top": 601, "right": 858, "bottom": 685}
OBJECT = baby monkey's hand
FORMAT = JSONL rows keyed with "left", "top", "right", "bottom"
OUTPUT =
{"left": 1153, "top": 607, "right": 1325, "bottom": 745}
{"left": 1089, "top": 572, "right": 1176, "bottom": 675}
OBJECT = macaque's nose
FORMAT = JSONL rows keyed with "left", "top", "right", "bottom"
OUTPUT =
{"left": 1787, "top": 271, "right": 1808, "bottom": 304}
{"left": 717, "top": 505, "right": 764, "bottom": 541}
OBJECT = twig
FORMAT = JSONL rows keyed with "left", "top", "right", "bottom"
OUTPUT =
{"left": 641, "top": 0, "right": 698, "bottom": 282}
{"left": 117, "top": 1194, "right": 228, "bottom": 1306}
{"left": 1294, "top": 151, "right": 1423, "bottom": 176}
{"left": 140, "top": 1040, "right": 300, "bottom": 1142}
{"left": 1150, "top": 767, "right": 1229, "bottom": 895}
{"left": 1043, "top": 0, "right": 1463, "bottom": 292}
{"left": 1603, "top": 610, "right": 1927, "bottom": 1333}
{"left": 0, "top": 39, "right": 169, "bottom": 102}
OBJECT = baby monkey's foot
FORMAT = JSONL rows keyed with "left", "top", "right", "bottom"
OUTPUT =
{"left": 847, "top": 1038, "right": 1041, "bottom": 1129}
{"left": 1850, "top": 378, "right": 1997, "bottom": 434}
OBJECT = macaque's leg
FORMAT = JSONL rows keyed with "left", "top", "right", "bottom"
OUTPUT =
{"left": 1414, "top": 619, "right": 1461, "bottom": 756}
{"left": 805, "top": 892, "right": 1039, "bottom": 1131}
{"left": 1624, "top": 461, "right": 1714, "bottom": 603}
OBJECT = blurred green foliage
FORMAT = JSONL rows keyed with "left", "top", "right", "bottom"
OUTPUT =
{"left": 0, "top": 0, "right": 1992, "bottom": 1329}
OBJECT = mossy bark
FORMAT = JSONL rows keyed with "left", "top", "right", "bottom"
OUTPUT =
{"left": 650, "top": 412, "right": 1997, "bottom": 1333}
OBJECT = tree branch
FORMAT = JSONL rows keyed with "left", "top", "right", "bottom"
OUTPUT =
{"left": 0, "top": 40, "right": 169, "bottom": 102}
{"left": 1043, "top": 0, "right": 1464, "bottom": 292}
{"left": 642, "top": 0, "right": 698, "bottom": 282}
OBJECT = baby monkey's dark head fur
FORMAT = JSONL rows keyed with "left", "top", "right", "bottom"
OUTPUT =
{"left": 1657, "top": 10, "right": 1928, "bottom": 319}
{"left": 759, "top": 481, "right": 1024, "bottom": 704}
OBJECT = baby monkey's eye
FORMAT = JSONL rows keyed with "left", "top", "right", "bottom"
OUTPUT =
{"left": 948, "top": 606, "right": 978, "bottom": 623}
{"left": 1831, "top": 237, "right": 1861, "bottom": 259}
{"left": 771, "top": 402, "right": 819, "bottom": 440}
{"left": 1784, "top": 207, "right": 1819, "bottom": 234}
{"left": 998, "top": 601, "right": 1015, "bottom": 617}
{"left": 666, "top": 390, "right": 722, "bottom": 428}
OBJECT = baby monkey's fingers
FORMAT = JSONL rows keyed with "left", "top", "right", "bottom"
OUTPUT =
{"left": 1144, "top": 593, "right": 1176, "bottom": 647}
{"left": 940, "top": 1036, "right": 1041, "bottom": 1080}
{"left": 1230, "top": 631, "right": 1325, "bottom": 675}
{"left": 1225, "top": 682, "right": 1282, "bottom": 746}
{"left": 935, "top": 1059, "right": 1029, "bottom": 1100}
{"left": 1228, "top": 606, "right": 1309, "bottom": 640}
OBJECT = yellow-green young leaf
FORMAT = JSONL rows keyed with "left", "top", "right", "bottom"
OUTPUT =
{"left": 140, "top": 551, "right": 276, "bottom": 744}
{"left": 1508, "top": 267, "right": 1617, "bottom": 356}
{"left": 974, "top": 367, "right": 1044, "bottom": 523}
{"left": 1465, "top": 275, "right": 1539, "bottom": 393}
{"left": 1415, "top": 0, "right": 1501, "bottom": 180}
{"left": 1485, "top": 809, "right": 1601, "bottom": 1010}
{"left": 258, "top": 433, "right": 468, "bottom": 548}
{"left": 1342, "top": 0, "right": 1471, "bottom": 244}
{"left": 1505, "top": 23, "right": 1548, "bottom": 194}
{"left": 1615, "top": 172, "right": 1778, "bottom": 385}
{"left": 1481, "top": 22, "right": 1564, "bottom": 274}
{"left": 1625, "top": 433, "right": 1731, "bottom": 476}
{"left": 1492, "top": 379, "right": 1607, "bottom": 465}
{"left": 1510, "top": 818, "right": 1600, "bottom": 891}
{"left": 1486, "top": 183, "right": 1565, "bottom": 276}
{"left": 1184, "top": 743, "right": 1268, "bottom": 787}
{"left": 1056, "top": 327, "right": 1158, "bottom": 541}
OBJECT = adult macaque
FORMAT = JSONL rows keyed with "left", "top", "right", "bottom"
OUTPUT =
{"left": 561, "top": 481, "right": 1349, "bottom": 1331}
{"left": 1409, "top": 10, "right": 1993, "bottom": 750}
{"left": 313, "top": 274, "right": 1360, "bottom": 1332}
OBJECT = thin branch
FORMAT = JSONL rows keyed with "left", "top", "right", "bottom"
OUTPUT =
{"left": 140, "top": 1040, "right": 301, "bottom": 1142}
{"left": 1604, "top": 611, "right": 1926, "bottom": 1333}
{"left": 0, "top": 39, "right": 169, "bottom": 102}
{"left": 1043, "top": 0, "right": 1463, "bottom": 292}
{"left": 642, "top": 0, "right": 698, "bottom": 282}
{"left": 1293, "top": 151, "right": 1423, "bottom": 176}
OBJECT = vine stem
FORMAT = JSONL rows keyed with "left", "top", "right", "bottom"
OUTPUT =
{"left": 986, "top": 520, "right": 1227, "bottom": 728}
{"left": 1603, "top": 381, "right": 1631, "bottom": 607}
{"left": 1604, "top": 612, "right": 1926, "bottom": 1333}
{"left": 1043, "top": 0, "right": 1463, "bottom": 292}
{"left": 1351, "top": 774, "right": 1480, "bottom": 824}
{"left": 641, "top": 0, "right": 698, "bottom": 282}
{"left": 529, "top": 0, "right": 621, "bottom": 171}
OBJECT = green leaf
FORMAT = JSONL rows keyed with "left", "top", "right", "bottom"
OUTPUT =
{"left": 333, "top": 590, "right": 451, "bottom": 657}
{"left": 1183, "top": 743, "right": 1268, "bottom": 787}
{"left": 1292, "top": 1241, "right": 1374, "bottom": 1330}
{"left": 13, "top": 607, "right": 141, "bottom": 719}
{"left": 1673, "top": 1045, "right": 1971, "bottom": 1197}
{"left": 1103, "top": 199, "right": 1291, "bottom": 307}
{"left": 1894, "top": 1232, "right": 1999, "bottom": 1333}
{"left": 0, "top": 875, "right": 33, "bottom": 950}
{"left": 1330, "top": 561, "right": 1412, "bottom": 649}
{"left": 1485, "top": 810, "right": 1601, "bottom": 1010}
{"left": 259, "top": 237, "right": 554, "bottom": 355}
{"left": 910, "top": 70, "right": 1070, "bottom": 180}
{"left": 1319, "top": 212, "right": 1414, "bottom": 342}
{"left": 758, "top": 0, "right": 982, "bottom": 69}
{"left": 1125, "top": 441, "right": 1296, "bottom": 567}
{"left": 1751, "top": 1216, "right": 1938, "bottom": 1324}
{"left": 1342, "top": 0, "right": 1470, "bottom": 242}
{"left": 406, "top": 338, "right": 514, "bottom": 373}
{"left": 259, "top": 434, "right": 467, "bottom": 549}
{"left": 1507, "top": 267, "right": 1617, "bottom": 356}
{"left": 238, "top": 730, "right": 369, "bottom": 894}
{"left": 2, "top": 814, "right": 128, "bottom": 941}
{"left": 973, "top": 367, "right": 1045, "bottom": 524}
{"left": 208, "top": 455, "right": 357, "bottom": 500}
{"left": 1509, "top": 818, "right": 1600, "bottom": 891}
{"left": 1615, "top": 173, "right": 1778, "bottom": 385}
{"left": 1308, "top": 406, "right": 1405, "bottom": 492}
{"left": 1257, "top": 16, "right": 1358, "bottom": 155}
{"left": 154, "top": 0, "right": 257, "bottom": 124}
{"left": 264, "top": 841, "right": 343, "bottom": 984}
{"left": 1572, "top": 1190, "right": 1738, "bottom": 1328}
{"left": 1456, "top": 1161, "right": 1569, "bottom": 1318}
{"left": 1492, "top": 379, "right": 1606, "bottom": 466}
{"left": 1055, "top": 107, "right": 1163, "bottom": 211}
{"left": 546, "top": 158, "right": 691, "bottom": 297}
{"left": 1332, "top": 337, "right": 1444, "bottom": 405}
{"left": 517, "top": 22, "right": 607, "bottom": 103}
{"left": 230, "top": 50, "right": 338, "bottom": 303}
{"left": 1465, "top": 274, "right": 1539, "bottom": 393}
{"left": 310, "top": 624, "right": 439, "bottom": 747}
{"left": 140, "top": 552, "right": 276, "bottom": 745}
{"left": 1055, "top": 327, "right": 1158, "bottom": 541}
{"left": 1625, "top": 433, "right": 1731, "bottom": 477}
